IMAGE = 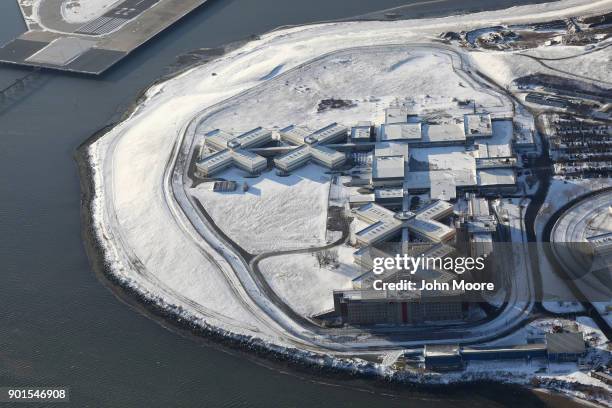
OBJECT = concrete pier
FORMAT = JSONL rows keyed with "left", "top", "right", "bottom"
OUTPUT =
{"left": 0, "top": 0, "right": 209, "bottom": 75}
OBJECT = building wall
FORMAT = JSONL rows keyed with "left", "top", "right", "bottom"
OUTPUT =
{"left": 412, "top": 302, "right": 464, "bottom": 323}
{"left": 548, "top": 352, "right": 583, "bottom": 362}
{"left": 346, "top": 302, "right": 392, "bottom": 324}
{"left": 338, "top": 296, "right": 465, "bottom": 325}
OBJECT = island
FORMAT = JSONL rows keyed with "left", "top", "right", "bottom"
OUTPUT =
{"left": 78, "top": 0, "right": 612, "bottom": 405}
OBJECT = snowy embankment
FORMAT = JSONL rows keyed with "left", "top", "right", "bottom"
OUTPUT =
{"left": 471, "top": 40, "right": 612, "bottom": 89}
{"left": 85, "top": 0, "right": 611, "bottom": 398}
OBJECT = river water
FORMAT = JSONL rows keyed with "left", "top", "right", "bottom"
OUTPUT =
{"left": 0, "top": 0, "right": 589, "bottom": 406}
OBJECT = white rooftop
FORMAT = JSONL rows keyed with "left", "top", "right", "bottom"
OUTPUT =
{"left": 375, "top": 142, "right": 409, "bottom": 158}
{"left": 351, "top": 124, "right": 371, "bottom": 140}
{"left": 353, "top": 203, "right": 397, "bottom": 223}
{"left": 380, "top": 123, "right": 422, "bottom": 141}
{"left": 279, "top": 125, "right": 312, "bottom": 145}
{"left": 372, "top": 155, "right": 405, "bottom": 180}
{"left": 469, "top": 195, "right": 490, "bottom": 217}
{"left": 464, "top": 113, "right": 493, "bottom": 137}
{"left": 423, "top": 123, "right": 466, "bottom": 144}
{"left": 429, "top": 172, "right": 457, "bottom": 201}
{"left": 477, "top": 168, "right": 516, "bottom": 186}
{"left": 405, "top": 169, "right": 477, "bottom": 190}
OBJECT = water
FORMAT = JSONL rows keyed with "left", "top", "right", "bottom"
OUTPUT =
{"left": 0, "top": 0, "right": 587, "bottom": 406}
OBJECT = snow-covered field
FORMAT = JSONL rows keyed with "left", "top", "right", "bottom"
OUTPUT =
{"left": 544, "top": 47, "right": 612, "bottom": 83}
{"left": 471, "top": 38, "right": 612, "bottom": 90}
{"left": 195, "top": 47, "right": 505, "bottom": 133}
{"left": 86, "top": 0, "right": 612, "bottom": 398}
{"left": 471, "top": 51, "right": 549, "bottom": 88}
{"left": 61, "top": 0, "right": 120, "bottom": 24}
{"left": 259, "top": 245, "right": 360, "bottom": 317}
{"left": 191, "top": 165, "right": 330, "bottom": 253}
{"left": 536, "top": 177, "right": 611, "bottom": 237}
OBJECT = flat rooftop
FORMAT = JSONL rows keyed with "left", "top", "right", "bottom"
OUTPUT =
{"left": 416, "top": 200, "right": 454, "bottom": 221}
{"left": 546, "top": 332, "right": 586, "bottom": 354}
{"left": 374, "top": 142, "right": 409, "bottom": 157}
{"left": 380, "top": 123, "right": 422, "bottom": 141}
{"left": 353, "top": 202, "right": 397, "bottom": 223}
{"left": 405, "top": 169, "right": 477, "bottom": 190}
{"left": 429, "top": 173, "right": 457, "bottom": 201}
{"left": 0, "top": 0, "right": 209, "bottom": 74}
{"left": 372, "top": 155, "right": 405, "bottom": 180}
{"left": 351, "top": 122, "right": 371, "bottom": 140}
{"left": 464, "top": 113, "right": 493, "bottom": 137}
{"left": 477, "top": 168, "right": 516, "bottom": 186}
{"left": 423, "top": 123, "right": 466, "bottom": 144}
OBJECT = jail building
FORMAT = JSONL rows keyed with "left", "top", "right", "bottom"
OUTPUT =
{"left": 196, "top": 127, "right": 273, "bottom": 177}
{"left": 274, "top": 123, "right": 347, "bottom": 171}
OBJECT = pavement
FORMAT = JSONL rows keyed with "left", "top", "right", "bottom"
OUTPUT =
{"left": 0, "top": 0, "right": 209, "bottom": 74}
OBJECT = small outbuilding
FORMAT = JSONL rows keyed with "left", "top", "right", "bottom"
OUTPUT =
{"left": 546, "top": 332, "right": 586, "bottom": 362}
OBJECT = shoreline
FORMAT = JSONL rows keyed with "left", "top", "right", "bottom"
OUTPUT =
{"left": 73, "top": 3, "right": 611, "bottom": 406}
{"left": 74, "top": 134, "right": 603, "bottom": 407}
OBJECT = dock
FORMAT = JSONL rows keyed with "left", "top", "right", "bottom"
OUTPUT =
{"left": 0, "top": 0, "right": 209, "bottom": 75}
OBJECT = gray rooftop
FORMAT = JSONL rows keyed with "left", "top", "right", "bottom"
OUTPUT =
{"left": 372, "top": 155, "right": 405, "bottom": 180}
{"left": 546, "top": 332, "right": 586, "bottom": 354}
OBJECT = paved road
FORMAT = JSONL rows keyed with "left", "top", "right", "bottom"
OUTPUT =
{"left": 36, "top": 0, "right": 82, "bottom": 32}
{"left": 543, "top": 188, "right": 612, "bottom": 339}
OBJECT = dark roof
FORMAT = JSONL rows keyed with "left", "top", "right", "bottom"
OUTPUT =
{"left": 546, "top": 332, "right": 586, "bottom": 354}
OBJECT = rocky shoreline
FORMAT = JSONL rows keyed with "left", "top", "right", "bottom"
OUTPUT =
{"left": 72, "top": 12, "right": 610, "bottom": 407}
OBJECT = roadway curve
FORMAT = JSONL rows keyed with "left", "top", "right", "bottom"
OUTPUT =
{"left": 542, "top": 187, "right": 612, "bottom": 338}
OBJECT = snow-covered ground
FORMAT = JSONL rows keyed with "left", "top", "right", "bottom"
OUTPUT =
{"left": 536, "top": 177, "right": 611, "bottom": 238}
{"left": 191, "top": 165, "right": 329, "bottom": 253}
{"left": 259, "top": 245, "right": 361, "bottom": 317}
{"left": 471, "top": 51, "right": 552, "bottom": 88}
{"left": 60, "top": 0, "right": 120, "bottom": 24}
{"left": 472, "top": 41, "right": 612, "bottom": 90}
{"left": 86, "top": 0, "right": 611, "bottom": 398}
{"left": 544, "top": 47, "right": 612, "bottom": 83}
{"left": 195, "top": 47, "right": 505, "bottom": 133}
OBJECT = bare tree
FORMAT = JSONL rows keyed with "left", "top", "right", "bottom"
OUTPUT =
{"left": 315, "top": 249, "right": 339, "bottom": 267}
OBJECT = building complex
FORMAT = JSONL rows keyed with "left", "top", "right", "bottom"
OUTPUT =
{"left": 192, "top": 104, "right": 522, "bottom": 327}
